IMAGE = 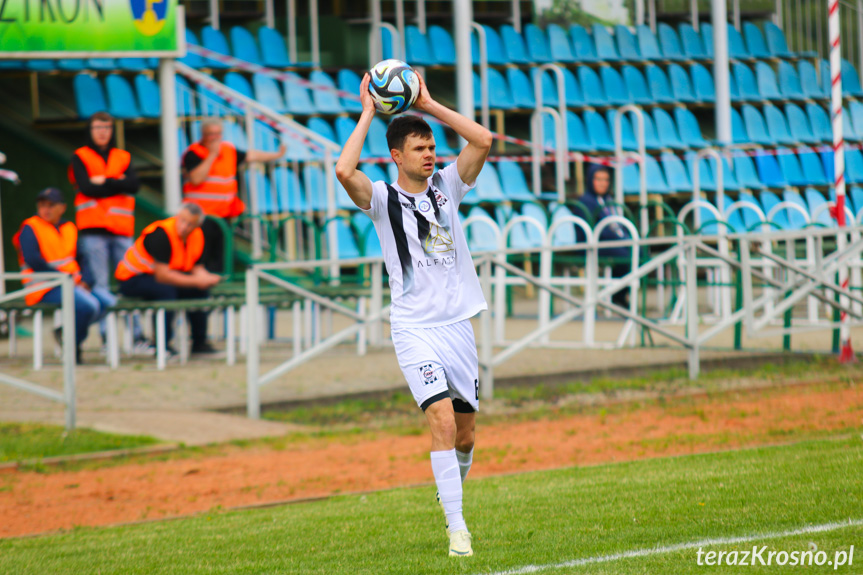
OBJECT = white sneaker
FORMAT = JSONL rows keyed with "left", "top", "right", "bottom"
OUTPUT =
{"left": 132, "top": 339, "right": 156, "bottom": 356}
{"left": 449, "top": 530, "right": 473, "bottom": 557}
{"left": 436, "top": 491, "right": 450, "bottom": 536}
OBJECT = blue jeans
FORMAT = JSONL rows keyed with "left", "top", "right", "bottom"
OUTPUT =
{"left": 42, "top": 285, "right": 116, "bottom": 346}
{"left": 78, "top": 234, "right": 140, "bottom": 340}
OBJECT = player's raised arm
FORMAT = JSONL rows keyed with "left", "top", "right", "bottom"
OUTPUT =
{"left": 335, "top": 73, "right": 375, "bottom": 210}
{"left": 411, "top": 72, "right": 493, "bottom": 186}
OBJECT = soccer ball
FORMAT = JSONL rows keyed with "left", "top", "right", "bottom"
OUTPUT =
{"left": 368, "top": 59, "right": 420, "bottom": 115}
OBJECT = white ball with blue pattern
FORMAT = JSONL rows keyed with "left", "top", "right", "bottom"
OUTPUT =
{"left": 368, "top": 59, "right": 420, "bottom": 115}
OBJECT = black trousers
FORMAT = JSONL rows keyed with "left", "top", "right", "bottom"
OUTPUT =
{"left": 201, "top": 218, "right": 224, "bottom": 274}
{"left": 119, "top": 274, "right": 210, "bottom": 345}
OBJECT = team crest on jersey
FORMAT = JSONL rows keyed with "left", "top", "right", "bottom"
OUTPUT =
{"left": 418, "top": 364, "right": 440, "bottom": 385}
{"left": 434, "top": 191, "right": 448, "bottom": 208}
{"left": 418, "top": 200, "right": 432, "bottom": 213}
{"left": 424, "top": 224, "right": 453, "bottom": 254}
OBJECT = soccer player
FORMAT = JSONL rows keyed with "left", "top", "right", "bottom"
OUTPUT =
{"left": 336, "top": 72, "right": 492, "bottom": 557}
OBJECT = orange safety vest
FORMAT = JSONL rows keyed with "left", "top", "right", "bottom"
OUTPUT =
{"left": 12, "top": 216, "right": 83, "bottom": 306}
{"left": 68, "top": 146, "right": 135, "bottom": 237}
{"left": 115, "top": 217, "right": 205, "bottom": 281}
{"left": 182, "top": 142, "right": 245, "bottom": 218}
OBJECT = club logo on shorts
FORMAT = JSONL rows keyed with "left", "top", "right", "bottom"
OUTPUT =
{"left": 418, "top": 363, "right": 439, "bottom": 385}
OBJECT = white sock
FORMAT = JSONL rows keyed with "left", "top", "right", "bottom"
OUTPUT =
{"left": 456, "top": 448, "right": 473, "bottom": 483}
{"left": 430, "top": 449, "right": 467, "bottom": 534}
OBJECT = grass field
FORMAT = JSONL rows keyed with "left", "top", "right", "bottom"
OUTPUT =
{"left": 0, "top": 422, "right": 158, "bottom": 464}
{"left": 1, "top": 435, "right": 860, "bottom": 575}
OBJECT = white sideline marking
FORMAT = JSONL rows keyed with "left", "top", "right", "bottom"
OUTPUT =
{"left": 477, "top": 518, "right": 863, "bottom": 575}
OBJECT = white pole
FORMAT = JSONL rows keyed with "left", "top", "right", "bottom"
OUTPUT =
{"left": 310, "top": 0, "right": 320, "bottom": 65}
{"left": 396, "top": 0, "right": 406, "bottom": 63}
{"left": 636, "top": 0, "right": 645, "bottom": 26}
{"left": 246, "top": 269, "right": 260, "bottom": 419}
{"left": 209, "top": 0, "right": 219, "bottom": 30}
{"left": 288, "top": 0, "right": 298, "bottom": 64}
{"left": 712, "top": 0, "right": 732, "bottom": 145}
{"left": 370, "top": 0, "right": 382, "bottom": 65}
{"left": 62, "top": 275, "right": 76, "bottom": 430}
{"left": 691, "top": 0, "right": 700, "bottom": 30}
{"left": 648, "top": 0, "right": 657, "bottom": 32}
{"left": 454, "top": 0, "right": 475, "bottom": 125}
{"left": 264, "top": 0, "right": 274, "bottom": 28}
{"left": 829, "top": 0, "right": 853, "bottom": 362}
{"left": 858, "top": 0, "right": 863, "bottom": 72}
{"left": 417, "top": 0, "right": 426, "bottom": 33}
{"left": 159, "top": 58, "right": 182, "bottom": 214}
{"left": 733, "top": 0, "right": 741, "bottom": 29}
{"left": 511, "top": 0, "right": 522, "bottom": 33}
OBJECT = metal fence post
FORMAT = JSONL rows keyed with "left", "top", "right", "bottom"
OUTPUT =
{"left": 246, "top": 268, "right": 261, "bottom": 419}
{"left": 61, "top": 274, "right": 76, "bottom": 430}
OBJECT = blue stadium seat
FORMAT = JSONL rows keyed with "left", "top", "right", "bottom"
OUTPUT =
{"left": 732, "top": 191, "right": 764, "bottom": 230}
{"left": 727, "top": 23, "right": 750, "bottom": 60}
{"left": 380, "top": 26, "right": 395, "bottom": 60}
{"left": 0, "top": 60, "right": 24, "bottom": 70}
{"left": 755, "top": 62, "right": 782, "bottom": 100}
{"left": 754, "top": 152, "right": 786, "bottom": 188}
{"left": 475, "top": 162, "right": 506, "bottom": 202}
{"left": 733, "top": 153, "right": 765, "bottom": 189}
{"left": 653, "top": 108, "right": 685, "bottom": 149}
{"left": 308, "top": 116, "right": 337, "bottom": 143}
{"left": 842, "top": 59, "right": 863, "bottom": 97}
{"left": 798, "top": 147, "right": 830, "bottom": 186}
{"left": 507, "top": 67, "right": 535, "bottom": 108}
{"left": 428, "top": 25, "right": 456, "bottom": 65}
{"left": 201, "top": 26, "right": 231, "bottom": 68}
{"left": 577, "top": 67, "right": 607, "bottom": 107}
{"left": 819, "top": 59, "right": 832, "bottom": 96}
{"left": 88, "top": 58, "right": 117, "bottom": 70}
{"left": 782, "top": 190, "right": 809, "bottom": 229}
{"left": 686, "top": 154, "right": 715, "bottom": 191}
{"left": 675, "top": 107, "right": 708, "bottom": 148}
{"left": 599, "top": 66, "right": 630, "bottom": 106}
{"left": 465, "top": 207, "right": 498, "bottom": 251}
{"left": 759, "top": 190, "right": 787, "bottom": 228}
{"left": 606, "top": 109, "right": 637, "bottom": 150}
{"left": 259, "top": 27, "right": 291, "bottom": 68}
{"left": 309, "top": 70, "right": 343, "bottom": 114}
{"left": 777, "top": 60, "right": 805, "bottom": 100}
{"left": 733, "top": 63, "right": 760, "bottom": 101}
{"left": 134, "top": 75, "right": 161, "bottom": 119}
{"left": 661, "top": 152, "right": 691, "bottom": 192}
{"left": 73, "top": 74, "right": 107, "bottom": 119}
{"left": 547, "top": 24, "right": 575, "bottom": 62}
{"left": 690, "top": 63, "right": 716, "bottom": 102}
{"left": 798, "top": 60, "right": 827, "bottom": 99}
{"left": 500, "top": 24, "right": 531, "bottom": 64}
{"left": 497, "top": 160, "right": 536, "bottom": 201}
{"left": 274, "top": 167, "right": 306, "bottom": 213}
{"left": 175, "top": 76, "right": 193, "bottom": 116}
{"left": 26, "top": 60, "right": 57, "bottom": 71}
{"left": 117, "top": 58, "right": 152, "bottom": 72}
{"left": 58, "top": 59, "right": 88, "bottom": 71}
{"left": 785, "top": 104, "right": 818, "bottom": 144}
{"left": 405, "top": 25, "right": 435, "bottom": 66}
{"left": 247, "top": 170, "right": 275, "bottom": 215}
{"left": 583, "top": 110, "right": 615, "bottom": 151}
{"left": 330, "top": 219, "right": 362, "bottom": 257}
{"left": 334, "top": 117, "right": 371, "bottom": 158}
{"left": 592, "top": 24, "right": 621, "bottom": 60}
{"left": 847, "top": 148, "right": 863, "bottom": 184}
{"left": 730, "top": 107, "right": 748, "bottom": 144}
{"left": 622, "top": 156, "right": 669, "bottom": 194}
{"left": 231, "top": 26, "right": 262, "bottom": 65}
{"left": 806, "top": 103, "right": 832, "bottom": 142}
{"left": 560, "top": 68, "right": 585, "bottom": 107}
{"left": 805, "top": 188, "right": 833, "bottom": 227}
{"left": 777, "top": 149, "right": 807, "bottom": 186}
{"left": 549, "top": 205, "right": 578, "bottom": 246}
{"left": 337, "top": 69, "right": 363, "bottom": 113}
{"left": 615, "top": 25, "right": 641, "bottom": 60}
{"left": 679, "top": 24, "right": 708, "bottom": 60}
{"left": 668, "top": 63, "right": 696, "bottom": 103}
{"left": 303, "top": 165, "right": 329, "bottom": 211}
{"left": 252, "top": 119, "right": 279, "bottom": 152}
{"left": 224, "top": 72, "right": 253, "bottom": 113}
{"left": 563, "top": 111, "right": 593, "bottom": 152}
{"left": 569, "top": 25, "right": 598, "bottom": 62}
{"left": 645, "top": 65, "right": 674, "bottom": 103}
{"left": 524, "top": 24, "right": 552, "bottom": 62}
{"left": 353, "top": 211, "right": 380, "bottom": 257}
{"left": 657, "top": 23, "right": 685, "bottom": 60}
{"left": 636, "top": 24, "right": 664, "bottom": 60}
{"left": 851, "top": 101, "right": 863, "bottom": 140}
{"left": 253, "top": 73, "right": 287, "bottom": 113}
{"left": 283, "top": 72, "right": 315, "bottom": 115}
{"left": 105, "top": 75, "right": 140, "bottom": 119}
{"left": 742, "top": 23, "right": 771, "bottom": 60}
{"left": 764, "top": 22, "right": 796, "bottom": 59}
{"left": 367, "top": 116, "right": 390, "bottom": 158}
{"left": 844, "top": 105, "right": 859, "bottom": 142}
{"left": 728, "top": 67, "right": 742, "bottom": 101}
{"left": 535, "top": 68, "right": 562, "bottom": 106}
{"left": 701, "top": 23, "right": 714, "bottom": 58}
{"left": 851, "top": 187, "right": 863, "bottom": 218}
{"left": 742, "top": 105, "right": 774, "bottom": 145}
{"left": 622, "top": 65, "right": 652, "bottom": 105}
{"left": 640, "top": 112, "right": 662, "bottom": 149}
{"left": 763, "top": 105, "right": 795, "bottom": 145}
{"left": 472, "top": 24, "right": 507, "bottom": 65}
{"left": 180, "top": 30, "right": 205, "bottom": 68}
{"left": 476, "top": 68, "right": 516, "bottom": 109}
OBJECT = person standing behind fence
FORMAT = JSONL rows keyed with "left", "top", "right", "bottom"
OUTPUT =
{"left": 181, "top": 118, "right": 286, "bottom": 273}
{"left": 12, "top": 188, "right": 115, "bottom": 365}
{"left": 115, "top": 203, "right": 222, "bottom": 357}
{"left": 68, "top": 111, "right": 150, "bottom": 353}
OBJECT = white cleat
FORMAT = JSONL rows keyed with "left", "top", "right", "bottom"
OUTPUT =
{"left": 449, "top": 529, "right": 473, "bottom": 557}
{"left": 436, "top": 490, "right": 450, "bottom": 536}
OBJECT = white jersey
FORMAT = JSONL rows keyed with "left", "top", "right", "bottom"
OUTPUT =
{"left": 362, "top": 162, "right": 487, "bottom": 329}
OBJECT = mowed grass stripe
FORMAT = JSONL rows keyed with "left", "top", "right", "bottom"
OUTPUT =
{"left": 0, "top": 435, "right": 860, "bottom": 575}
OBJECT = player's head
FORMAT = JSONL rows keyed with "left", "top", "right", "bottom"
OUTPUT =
{"left": 200, "top": 118, "right": 224, "bottom": 147}
{"left": 88, "top": 112, "right": 114, "bottom": 149}
{"left": 387, "top": 115, "right": 435, "bottom": 182}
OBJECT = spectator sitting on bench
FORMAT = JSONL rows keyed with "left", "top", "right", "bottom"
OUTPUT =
{"left": 115, "top": 203, "right": 222, "bottom": 357}
{"left": 12, "top": 187, "right": 115, "bottom": 365}
{"left": 181, "top": 118, "right": 285, "bottom": 273}
{"left": 578, "top": 165, "right": 632, "bottom": 309}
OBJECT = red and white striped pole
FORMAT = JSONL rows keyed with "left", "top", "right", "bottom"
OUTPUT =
{"left": 829, "top": 0, "right": 854, "bottom": 362}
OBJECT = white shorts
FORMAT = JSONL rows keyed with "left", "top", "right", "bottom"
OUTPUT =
{"left": 392, "top": 318, "right": 480, "bottom": 413}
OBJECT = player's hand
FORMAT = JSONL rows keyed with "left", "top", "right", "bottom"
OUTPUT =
{"left": 360, "top": 73, "right": 376, "bottom": 115}
{"left": 90, "top": 175, "right": 107, "bottom": 185}
{"left": 411, "top": 70, "right": 435, "bottom": 112}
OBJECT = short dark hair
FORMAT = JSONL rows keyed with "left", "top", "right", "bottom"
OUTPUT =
{"left": 386, "top": 115, "right": 433, "bottom": 152}
{"left": 89, "top": 111, "right": 113, "bottom": 126}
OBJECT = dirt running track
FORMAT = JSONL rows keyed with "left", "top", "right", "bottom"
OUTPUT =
{"left": 1, "top": 384, "right": 862, "bottom": 538}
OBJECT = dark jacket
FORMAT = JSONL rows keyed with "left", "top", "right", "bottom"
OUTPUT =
{"left": 579, "top": 165, "right": 630, "bottom": 243}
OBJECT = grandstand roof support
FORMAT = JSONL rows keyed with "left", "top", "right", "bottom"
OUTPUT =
{"left": 635, "top": 0, "right": 644, "bottom": 26}
{"left": 454, "top": 0, "right": 475, "bottom": 125}
{"left": 690, "top": 0, "right": 699, "bottom": 30}
{"left": 310, "top": 0, "right": 320, "bottom": 65}
{"left": 288, "top": 0, "right": 297, "bottom": 63}
{"left": 265, "top": 0, "right": 274, "bottom": 29}
{"left": 159, "top": 59, "right": 182, "bottom": 214}
{"left": 395, "top": 0, "right": 406, "bottom": 63}
{"left": 711, "top": 0, "right": 732, "bottom": 146}
{"left": 732, "top": 0, "right": 741, "bottom": 29}
{"left": 417, "top": 0, "right": 426, "bottom": 33}
{"left": 511, "top": 0, "right": 522, "bottom": 33}
{"left": 209, "top": 0, "right": 219, "bottom": 30}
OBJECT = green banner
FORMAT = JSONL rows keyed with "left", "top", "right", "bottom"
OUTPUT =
{"left": 0, "top": 0, "right": 182, "bottom": 57}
